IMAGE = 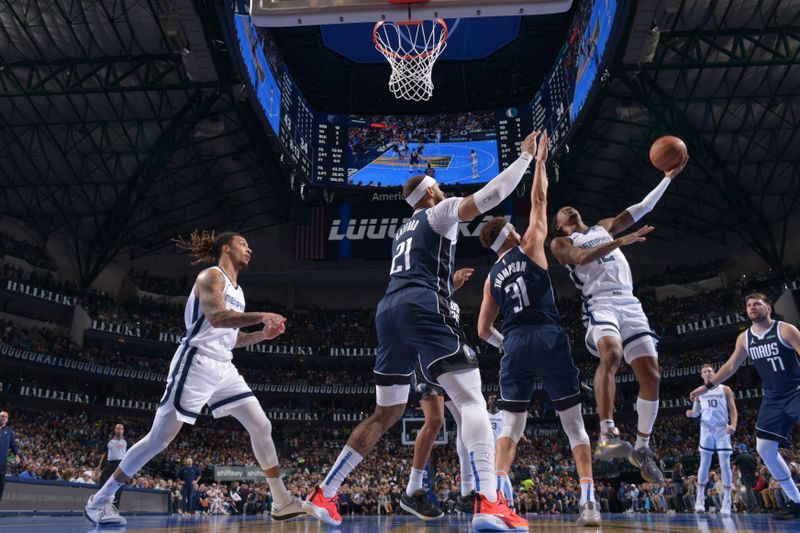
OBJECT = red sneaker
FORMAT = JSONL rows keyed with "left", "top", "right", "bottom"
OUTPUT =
{"left": 301, "top": 486, "right": 342, "bottom": 526}
{"left": 472, "top": 491, "right": 529, "bottom": 531}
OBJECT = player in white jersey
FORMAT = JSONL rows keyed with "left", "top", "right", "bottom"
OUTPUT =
{"left": 470, "top": 150, "right": 480, "bottom": 179}
{"left": 550, "top": 155, "right": 688, "bottom": 484}
{"left": 85, "top": 231, "right": 303, "bottom": 526}
{"left": 686, "top": 363, "right": 738, "bottom": 514}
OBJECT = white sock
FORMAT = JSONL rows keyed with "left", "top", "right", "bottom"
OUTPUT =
{"left": 496, "top": 471, "right": 513, "bottom": 506}
{"left": 406, "top": 467, "right": 425, "bottom": 497}
{"left": 696, "top": 485, "right": 705, "bottom": 505}
{"left": 635, "top": 398, "right": 658, "bottom": 449}
{"left": 267, "top": 475, "right": 291, "bottom": 506}
{"left": 321, "top": 445, "right": 363, "bottom": 498}
{"left": 95, "top": 476, "right": 124, "bottom": 500}
{"left": 600, "top": 419, "right": 615, "bottom": 431}
{"left": 469, "top": 444, "right": 497, "bottom": 502}
{"left": 580, "top": 478, "right": 595, "bottom": 506}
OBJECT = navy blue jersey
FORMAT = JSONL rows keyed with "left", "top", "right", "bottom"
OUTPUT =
{"left": 746, "top": 321, "right": 800, "bottom": 397}
{"left": 489, "top": 246, "right": 560, "bottom": 333}
{"left": 385, "top": 208, "right": 455, "bottom": 299}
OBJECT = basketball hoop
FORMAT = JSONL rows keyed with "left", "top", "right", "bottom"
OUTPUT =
{"left": 373, "top": 17, "right": 448, "bottom": 102}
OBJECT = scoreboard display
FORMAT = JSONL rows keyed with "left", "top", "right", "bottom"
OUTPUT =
{"left": 233, "top": 0, "right": 621, "bottom": 188}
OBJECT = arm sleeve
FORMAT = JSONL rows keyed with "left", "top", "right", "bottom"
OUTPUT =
{"left": 690, "top": 399, "right": 701, "bottom": 417}
{"left": 625, "top": 177, "right": 671, "bottom": 222}
{"left": 472, "top": 153, "right": 533, "bottom": 213}
{"left": 427, "top": 197, "right": 464, "bottom": 236}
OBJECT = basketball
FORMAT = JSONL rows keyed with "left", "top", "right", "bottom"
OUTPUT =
{"left": 649, "top": 136, "right": 687, "bottom": 172}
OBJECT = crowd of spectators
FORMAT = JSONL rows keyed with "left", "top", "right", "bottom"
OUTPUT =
{"left": 0, "top": 232, "right": 57, "bottom": 271}
{"left": 129, "top": 269, "right": 191, "bottom": 297}
{"left": 3, "top": 402, "right": 800, "bottom": 517}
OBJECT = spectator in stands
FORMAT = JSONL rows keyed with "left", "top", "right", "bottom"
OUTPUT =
{"left": 0, "top": 411, "right": 19, "bottom": 502}
{"left": 734, "top": 443, "right": 759, "bottom": 512}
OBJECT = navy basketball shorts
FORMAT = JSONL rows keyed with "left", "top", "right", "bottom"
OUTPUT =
{"left": 374, "top": 286, "right": 478, "bottom": 387}
{"left": 499, "top": 325, "right": 582, "bottom": 413}
{"left": 755, "top": 388, "right": 800, "bottom": 445}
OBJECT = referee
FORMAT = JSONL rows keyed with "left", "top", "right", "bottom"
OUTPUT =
{"left": 0, "top": 411, "right": 20, "bottom": 503}
{"left": 98, "top": 424, "right": 127, "bottom": 508}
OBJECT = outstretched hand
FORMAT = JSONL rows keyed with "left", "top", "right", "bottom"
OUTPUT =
{"left": 262, "top": 313, "right": 287, "bottom": 340}
{"left": 618, "top": 225, "right": 654, "bottom": 246}
{"left": 521, "top": 131, "right": 541, "bottom": 156}
{"left": 665, "top": 154, "right": 689, "bottom": 179}
{"left": 454, "top": 268, "right": 475, "bottom": 290}
{"left": 535, "top": 131, "right": 549, "bottom": 162}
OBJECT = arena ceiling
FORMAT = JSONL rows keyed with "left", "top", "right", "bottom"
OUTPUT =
{"left": 0, "top": 0, "right": 292, "bottom": 286}
{"left": 0, "top": 0, "right": 798, "bottom": 287}
{"left": 551, "top": 0, "right": 800, "bottom": 268}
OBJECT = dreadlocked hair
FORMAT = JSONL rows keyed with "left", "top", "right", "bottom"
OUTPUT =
{"left": 173, "top": 230, "right": 241, "bottom": 265}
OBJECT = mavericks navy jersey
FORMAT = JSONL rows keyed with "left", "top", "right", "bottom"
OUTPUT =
{"left": 746, "top": 321, "right": 800, "bottom": 396}
{"left": 489, "top": 246, "right": 561, "bottom": 333}
{"left": 385, "top": 208, "right": 455, "bottom": 299}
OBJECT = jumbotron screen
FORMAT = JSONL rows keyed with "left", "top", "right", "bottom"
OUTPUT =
{"left": 234, "top": 0, "right": 621, "bottom": 188}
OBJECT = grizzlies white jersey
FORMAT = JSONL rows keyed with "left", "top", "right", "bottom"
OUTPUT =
{"left": 181, "top": 266, "right": 245, "bottom": 362}
{"left": 696, "top": 386, "right": 729, "bottom": 428}
{"left": 489, "top": 410, "right": 504, "bottom": 441}
{"left": 567, "top": 225, "right": 633, "bottom": 298}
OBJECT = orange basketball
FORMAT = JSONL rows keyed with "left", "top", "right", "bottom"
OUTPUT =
{"left": 649, "top": 136, "right": 687, "bottom": 172}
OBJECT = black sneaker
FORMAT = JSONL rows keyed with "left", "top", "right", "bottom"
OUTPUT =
{"left": 455, "top": 492, "right": 475, "bottom": 514}
{"left": 774, "top": 501, "right": 800, "bottom": 520}
{"left": 399, "top": 490, "right": 444, "bottom": 521}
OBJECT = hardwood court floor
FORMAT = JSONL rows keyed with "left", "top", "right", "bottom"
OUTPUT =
{"left": 0, "top": 512, "right": 797, "bottom": 532}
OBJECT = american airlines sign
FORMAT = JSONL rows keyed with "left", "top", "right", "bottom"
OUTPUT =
{"left": 328, "top": 215, "right": 504, "bottom": 241}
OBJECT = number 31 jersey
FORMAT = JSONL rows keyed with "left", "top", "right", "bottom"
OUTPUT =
{"left": 567, "top": 225, "right": 633, "bottom": 298}
{"left": 489, "top": 246, "right": 561, "bottom": 334}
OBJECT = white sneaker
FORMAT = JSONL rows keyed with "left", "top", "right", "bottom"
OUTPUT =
{"left": 694, "top": 499, "right": 705, "bottom": 513}
{"left": 84, "top": 494, "right": 126, "bottom": 526}
{"left": 271, "top": 496, "right": 305, "bottom": 521}
{"left": 577, "top": 501, "right": 601, "bottom": 527}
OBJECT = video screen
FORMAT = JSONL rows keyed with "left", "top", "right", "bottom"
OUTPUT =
{"left": 347, "top": 111, "right": 500, "bottom": 187}
{"left": 235, "top": 16, "right": 282, "bottom": 135}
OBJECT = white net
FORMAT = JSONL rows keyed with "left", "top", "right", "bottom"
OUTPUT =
{"left": 373, "top": 18, "right": 448, "bottom": 102}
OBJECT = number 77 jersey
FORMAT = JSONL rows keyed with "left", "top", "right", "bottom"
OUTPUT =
{"left": 489, "top": 246, "right": 561, "bottom": 333}
{"left": 746, "top": 321, "right": 800, "bottom": 396}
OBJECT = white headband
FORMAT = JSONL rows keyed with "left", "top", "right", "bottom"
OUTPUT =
{"left": 490, "top": 223, "right": 514, "bottom": 252}
{"left": 405, "top": 176, "right": 437, "bottom": 207}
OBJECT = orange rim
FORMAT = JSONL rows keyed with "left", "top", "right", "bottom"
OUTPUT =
{"left": 373, "top": 18, "right": 448, "bottom": 60}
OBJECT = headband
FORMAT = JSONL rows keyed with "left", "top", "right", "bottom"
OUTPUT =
{"left": 490, "top": 223, "right": 514, "bottom": 252}
{"left": 405, "top": 176, "right": 437, "bottom": 207}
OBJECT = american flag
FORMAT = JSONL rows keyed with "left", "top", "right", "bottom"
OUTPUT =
{"left": 294, "top": 206, "right": 326, "bottom": 260}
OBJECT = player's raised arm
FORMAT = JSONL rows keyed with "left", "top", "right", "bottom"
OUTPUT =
{"left": 550, "top": 225, "right": 655, "bottom": 267}
{"left": 456, "top": 131, "right": 540, "bottom": 222}
{"left": 520, "top": 131, "right": 549, "bottom": 268}
{"left": 477, "top": 277, "right": 503, "bottom": 350}
{"left": 598, "top": 154, "right": 689, "bottom": 236}
{"left": 690, "top": 333, "right": 749, "bottom": 401}
{"left": 196, "top": 269, "right": 268, "bottom": 329}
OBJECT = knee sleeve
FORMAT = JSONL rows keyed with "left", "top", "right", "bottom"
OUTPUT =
{"left": 376, "top": 384, "right": 410, "bottom": 407}
{"left": 231, "top": 402, "right": 279, "bottom": 470}
{"left": 718, "top": 452, "right": 732, "bottom": 486}
{"left": 557, "top": 403, "right": 590, "bottom": 449}
{"left": 756, "top": 438, "right": 792, "bottom": 481}
{"left": 120, "top": 414, "right": 183, "bottom": 477}
{"left": 499, "top": 411, "right": 527, "bottom": 444}
{"left": 697, "top": 450, "right": 713, "bottom": 485}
